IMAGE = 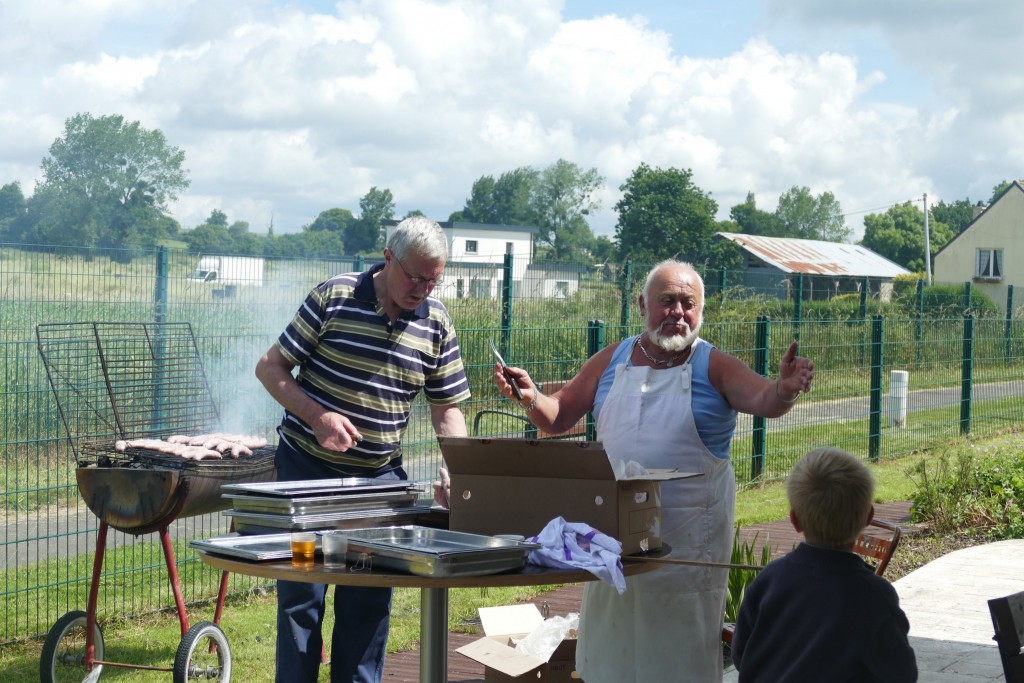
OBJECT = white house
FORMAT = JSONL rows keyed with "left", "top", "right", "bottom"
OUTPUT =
{"left": 933, "top": 180, "right": 1024, "bottom": 309}
{"left": 384, "top": 220, "right": 539, "bottom": 299}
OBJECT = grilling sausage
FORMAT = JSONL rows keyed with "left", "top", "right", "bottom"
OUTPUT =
{"left": 123, "top": 433, "right": 265, "bottom": 458}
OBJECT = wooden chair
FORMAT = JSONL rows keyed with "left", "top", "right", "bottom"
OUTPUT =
{"left": 989, "top": 590, "right": 1024, "bottom": 682}
{"left": 722, "top": 518, "right": 903, "bottom": 646}
{"left": 471, "top": 381, "right": 590, "bottom": 440}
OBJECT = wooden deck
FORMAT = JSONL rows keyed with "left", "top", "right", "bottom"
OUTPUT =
{"left": 381, "top": 501, "right": 913, "bottom": 681}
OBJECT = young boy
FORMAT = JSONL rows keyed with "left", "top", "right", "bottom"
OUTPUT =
{"left": 731, "top": 447, "right": 918, "bottom": 682}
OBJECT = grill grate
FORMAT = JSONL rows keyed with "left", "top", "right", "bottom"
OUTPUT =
{"left": 37, "top": 321, "right": 222, "bottom": 465}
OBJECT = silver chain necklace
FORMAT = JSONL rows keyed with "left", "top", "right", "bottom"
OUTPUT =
{"left": 634, "top": 335, "right": 686, "bottom": 367}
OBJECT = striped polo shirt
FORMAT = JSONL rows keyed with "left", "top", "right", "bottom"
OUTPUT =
{"left": 275, "top": 263, "right": 471, "bottom": 472}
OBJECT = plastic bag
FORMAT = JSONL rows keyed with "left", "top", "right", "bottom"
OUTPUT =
{"left": 515, "top": 613, "right": 579, "bottom": 661}
{"left": 610, "top": 458, "right": 651, "bottom": 480}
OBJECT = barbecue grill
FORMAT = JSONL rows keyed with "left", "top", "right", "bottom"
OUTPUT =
{"left": 36, "top": 321, "right": 277, "bottom": 683}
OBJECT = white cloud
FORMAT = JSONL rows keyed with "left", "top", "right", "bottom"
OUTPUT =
{"left": 1, "top": 0, "right": 1021, "bottom": 240}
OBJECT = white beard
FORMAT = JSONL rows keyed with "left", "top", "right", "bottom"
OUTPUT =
{"left": 648, "top": 317, "right": 701, "bottom": 353}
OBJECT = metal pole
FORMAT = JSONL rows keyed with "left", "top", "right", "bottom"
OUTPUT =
{"left": 923, "top": 193, "right": 932, "bottom": 286}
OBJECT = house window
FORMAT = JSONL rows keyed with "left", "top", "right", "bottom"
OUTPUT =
{"left": 976, "top": 248, "right": 1003, "bottom": 280}
{"left": 466, "top": 240, "right": 478, "bottom": 254}
{"left": 470, "top": 277, "right": 490, "bottom": 298}
{"left": 554, "top": 281, "right": 569, "bottom": 299}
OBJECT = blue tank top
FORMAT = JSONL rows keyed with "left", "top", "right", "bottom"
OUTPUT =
{"left": 593, "top": 336, "right": 737, "bottom": 458}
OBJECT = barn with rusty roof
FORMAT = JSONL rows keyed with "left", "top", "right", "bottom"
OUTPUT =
{"left": 715, "top": 232, "right": 912, "bottom": 301}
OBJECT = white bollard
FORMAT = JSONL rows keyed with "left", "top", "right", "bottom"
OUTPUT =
{"left": 889, "top": 370, "right": 909, "bottom": 428}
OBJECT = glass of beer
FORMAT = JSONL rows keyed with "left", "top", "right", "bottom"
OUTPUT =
{"left": 290, "top": 532, "right": 317, "bottom": 568}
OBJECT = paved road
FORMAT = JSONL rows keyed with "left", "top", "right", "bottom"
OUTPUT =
{"left": 4, "top": 380, "right": 1022, "bottom": 571}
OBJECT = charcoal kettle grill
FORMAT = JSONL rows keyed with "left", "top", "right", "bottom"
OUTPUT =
{"left": 36, "top": 321, "right": 277, "bottom": 683}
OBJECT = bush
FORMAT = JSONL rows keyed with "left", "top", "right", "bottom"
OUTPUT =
{"left": 907, "top": 435, "right": 1024, "bottom": 538}
{"left": 919, "top": 284, "right": 1001, "bottom": 319}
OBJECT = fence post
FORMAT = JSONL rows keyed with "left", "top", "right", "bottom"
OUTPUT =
{"left": 869, "top": 315, "right": 884, "bottom": 463}
{"left": 859, "top": 276, "right": 869, "bottom": 367}
{"left": 717, "top": 268, "right": 727, "bottom": 309}
{"left": 619, "top": 261, "right": 633, "bottom": 331}
{"left": 1007, "top": 285, "right": 1015, "bottom": 364}
{"left": 355, "top": 256, "right": 365, "bottom": 272}
{"left": 500, "top": 253, "right": 514, "bottom": 354}
{"left": 154, "top": 245, "right": 169, "bottom": 325}
{"left": 963, "top": 281, "right": 972, "bottom": 314}
{"left": 586, "top": 320, "right": 605, "bottom": 441}
{"left": 751, "top": 316, "right": 769, "bottom": 481}
{"left": 152, "top": 246, "right": 170, "bottom": 429}
{"left": 961, "top": 314, "right": 974, "bottom": 435}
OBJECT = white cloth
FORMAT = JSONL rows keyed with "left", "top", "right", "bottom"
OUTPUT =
{"left": 576, "top": 340, "right": 736, "bottom": 683}
{"left": 527, "top": 516, "right": 626, "bottom": 594}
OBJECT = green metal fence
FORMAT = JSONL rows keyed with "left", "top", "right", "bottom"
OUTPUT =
{"left": 3, "top": 243, "right": 1024, "bottom": 643}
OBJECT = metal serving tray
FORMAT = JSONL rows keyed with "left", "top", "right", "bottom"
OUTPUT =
{"left": 221, "top": 478, "right": 414, "bottom": 498}
{"left": 343, "top": 525, "right": 541, "bottom": 578}
{"left": 225, "top": 488, "right": 421, "bottom": 515}
{"left": 189, "top": 533, "right": 317, "bottom": 562}
{"left": 225, "top": 506, "right": 430, "bottom": 535}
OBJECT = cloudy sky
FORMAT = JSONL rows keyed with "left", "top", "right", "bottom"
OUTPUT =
{"left": 2, "top": 0, "right": 1021, "bottom": 240}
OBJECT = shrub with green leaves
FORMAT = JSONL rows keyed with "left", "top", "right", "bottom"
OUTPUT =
{"left": 908, "top": 435, "right": 1024, "bottom": 538}
{"left": 724, "top": 528, "right": 775, "bottom": 623}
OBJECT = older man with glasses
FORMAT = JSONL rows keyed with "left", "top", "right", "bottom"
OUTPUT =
{"left": 255, "top": 215, "right": 471, "bottom": 683}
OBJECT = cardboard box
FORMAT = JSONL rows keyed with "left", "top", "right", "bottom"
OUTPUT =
{"left": 455, "top": 604, "right": 578, "bottom": 682}
{"left": 438, "top": 437, "right": 699, "bottom": 555}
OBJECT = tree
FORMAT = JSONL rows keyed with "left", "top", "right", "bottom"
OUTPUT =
{"left": 775, "top": 186, "right": 849, "bottom": 241}
{"left": 989, "top": 180, "right": 1013, "bottom": 205}
{"left": 614, "top": 163, "right": 718, "bottom": 265}
{"left": 931, "top": 198, "right": 976, "bottom": 235}
{"left": 0, "top": 182, "right": 26, "bottom": 241}
{"left": 729, "top": 192, "right": 783, "bottom": 237}
{"left": 492, "top": 167, "right": 539, "bottom": 226}
{"left": 453, "top": 167, "right": 539, "bottom": 226}
{"left": 457, "top": 175, "right": 498, "bottom": 223}
{"left": 533, "top": 160, "right": 601, "bottom": 261}
{"left": 206, "top": 209, "right": 228, "bottom": 227}
{"left": 30, "top": 113, "right": 189, "bottom": 251}
{"left": 347, "top": 187, "right": 394, "bottom": 254}
{"left": 183, "top": 222, "right": 234, "bottom": 254}
{"left": 308, "top": 208, "right": 353, "bottom": 234}
{"left": 860, "top": 202, "right": 955, "bottom": 272}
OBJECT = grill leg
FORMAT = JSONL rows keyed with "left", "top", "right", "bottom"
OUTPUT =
{"left": 86, "top": 522, "right": 109, "bottom": 666}
{"left": 214, "top": 570, "right": 229, "bottom": 626}
{"left": 159, "top": 526, "right": 190, "bottom": 637}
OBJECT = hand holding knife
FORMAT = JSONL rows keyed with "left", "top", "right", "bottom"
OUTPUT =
{"left": 489, "top": 339, "right": 523, "bottom": 401}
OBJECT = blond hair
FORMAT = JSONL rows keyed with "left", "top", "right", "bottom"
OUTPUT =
{"left": 786, "top": 447, "right": 875, "bottom": 549}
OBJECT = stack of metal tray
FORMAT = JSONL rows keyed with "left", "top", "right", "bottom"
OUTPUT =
{"left": 222, "top": 478, "right": 430, "bottom": 534}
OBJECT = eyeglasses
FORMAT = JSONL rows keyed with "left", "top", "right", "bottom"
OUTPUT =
{"left": 394, "top": 256, "right": 444, "bottom": 287}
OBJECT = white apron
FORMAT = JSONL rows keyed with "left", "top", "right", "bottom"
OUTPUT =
{"left": 576, "top": 349, "right": 735, "bottom": 683}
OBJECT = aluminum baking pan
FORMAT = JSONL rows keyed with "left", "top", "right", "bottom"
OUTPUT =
{"left": 189, "top": 533, "right": 318, "bottom": 562}
{"left": 221, "top": 478, "right": 415, "bottom": 498}
{"left": 225, "top": 488, "right": 421, "bottom": 515}
{"left": 343, "top": 525, "right": 542, "bottom": 577}
{"left": 225, "top": 506, "right": 430, "bottom": 535}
